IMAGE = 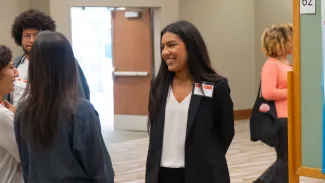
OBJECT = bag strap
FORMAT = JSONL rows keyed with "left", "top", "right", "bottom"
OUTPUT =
{"left": 257, "top": 81, "right": 262, "bottom": 98}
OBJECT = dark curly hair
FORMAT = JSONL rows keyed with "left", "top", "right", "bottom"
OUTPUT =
{"left": 0, "top": 45, "right": 13, "bottom": 70}
{"left": 11, "top": 9, "right": 56, "bottom": 46}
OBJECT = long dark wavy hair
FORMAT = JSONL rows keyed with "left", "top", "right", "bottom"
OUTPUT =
{"left": 19, "top": 31, "right": 77, "bottom": 147}
{"left": 147, "top": 20, "right": 221, "bottom": 132}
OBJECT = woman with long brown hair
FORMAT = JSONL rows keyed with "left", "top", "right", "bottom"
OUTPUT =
{"left": 14, "top": 31, "right": 114, "bottom": 183}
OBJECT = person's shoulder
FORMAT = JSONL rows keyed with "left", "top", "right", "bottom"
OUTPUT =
{"left": 0, "top": 104, "right": 14, "bottom": 126}
{"left": 13, "top": 55, "right": 25, "bottom": 65}
{"left": 74, "top": 57, "right": 81, "bottom": 64}
{"left": 14, "top": 55, "right": 23, "bottom": 61}
{"left": 209, "top": 76, "right": 231, "bottom": 98}
{"left": 212, "top": 76, "right": 229, "bottom": 89}
{"left": 74, "top": 98, "right": 97, "bottom": 119}
{"left": 262, "top": 58, "right": 278, "bottom": 68}
{"left": 75, "top": 98, "right": 95, "bottom": 112}
{"left": 72, "top": 99, "right": 100, "bottom": 130}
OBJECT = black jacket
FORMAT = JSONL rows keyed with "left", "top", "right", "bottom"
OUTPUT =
{"left": 14, "top": 98, "right": 114, "bottom": 182}
{"left": 145, "top": 77, "right": 235, "bottom": 183}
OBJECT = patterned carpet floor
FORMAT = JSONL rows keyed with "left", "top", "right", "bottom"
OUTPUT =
{"left": 107, "top": 121, "right": 323, "bottom": 183}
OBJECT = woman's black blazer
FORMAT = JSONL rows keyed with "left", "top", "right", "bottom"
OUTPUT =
{"left": 145, "top": 77, "right": 235, "bottom": 183}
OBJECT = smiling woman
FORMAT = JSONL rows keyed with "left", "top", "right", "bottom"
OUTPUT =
{"left": 0, "top": 46, "right": 18, "bottom": 97}
{"left": 0, "top": 45, "right": 22, "bottom": 183}
{"left": 146, "top": 20, "right": 235, "bottom": 183}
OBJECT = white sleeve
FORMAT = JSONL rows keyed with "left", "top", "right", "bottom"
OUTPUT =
{"left": 0, "top": 106, "right": 20, "bottom": 163}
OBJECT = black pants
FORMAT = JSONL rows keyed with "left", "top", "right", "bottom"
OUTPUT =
{"left": 158, "top": 167, "right": 185, "bottom": 183}
{"left": 255, "top": 118, "right": 288, "bottom": 183}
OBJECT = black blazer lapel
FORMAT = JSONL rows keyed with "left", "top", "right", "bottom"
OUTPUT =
{"left": 186, "top": 82, "right": 203, "bottom": 139}
{"left": 156, "top": 80, "right": 172, "bottom": 146}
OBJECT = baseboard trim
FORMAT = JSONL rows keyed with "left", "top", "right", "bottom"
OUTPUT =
{"left": 114, "top": 109, "right": 252, "bottom": 131}
{"left": 234, "top": 109, "right": 252, "bottom": 120}
{"left": 114, "top": 115, "right": 147, "bottom": 131}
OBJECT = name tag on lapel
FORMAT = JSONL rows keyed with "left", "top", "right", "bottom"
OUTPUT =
{"left": 193, "top": 82, "right": 214, "bottom": 98}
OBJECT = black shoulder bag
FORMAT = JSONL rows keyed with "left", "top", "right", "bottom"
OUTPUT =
{"left": 249, "top": 82, "right": 279, "bottom": 147}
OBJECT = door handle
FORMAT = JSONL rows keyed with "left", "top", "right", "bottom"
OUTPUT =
{"left": 113, "top": 71, "right": 149, "bottom": 76}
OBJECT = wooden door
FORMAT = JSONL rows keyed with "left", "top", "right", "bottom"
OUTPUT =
{"left": 112, "top": 8, "right": 153, "bottom": 131}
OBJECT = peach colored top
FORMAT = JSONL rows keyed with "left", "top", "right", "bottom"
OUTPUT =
{"left": 261, "top": 58, "right": 293, "bottom": 118}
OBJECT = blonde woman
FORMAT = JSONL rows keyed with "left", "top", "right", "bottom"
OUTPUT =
{"left": 254, "top": 24, "right": 293, "bottom": 183}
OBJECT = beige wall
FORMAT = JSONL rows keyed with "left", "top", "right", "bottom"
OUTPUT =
{"left": 0, "top": 0, "right": 29, "bottom": 56}
{"left": 0, "top": 0, "right": 293, "bottom": 112}
{"left": 29, "top": 0, "right": 50, "bottom": 14}
{"left": 254, "top": 0, "right": 292, "bottom": 92}
{"left": 0, "top": 0, "right": 179, "bottom": 57}
{"left": 180, "top": 0, "right": 292, "bottom": 110}
{"left": 180, "top": 0, "right": 256, "bottom": 110}
{"left": 49, "top": 0, "right": 179, "bottom": 42}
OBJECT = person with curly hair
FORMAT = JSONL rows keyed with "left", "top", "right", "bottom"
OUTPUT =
{"left": 5, "top": 9, "right": 90, "bottom": 106}
{"left": 0, "top": 45, "right": 22, "bottom": 183}
{"left": 253, "top": 24, "right": 293, "bottom": 183}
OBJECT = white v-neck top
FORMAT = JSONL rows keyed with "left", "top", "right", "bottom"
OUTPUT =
{"left": 160, "top": 86, "right": 192, "bottom": 168}
{"left": 0, "top": 104, "right": 23, "bottom": 183}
